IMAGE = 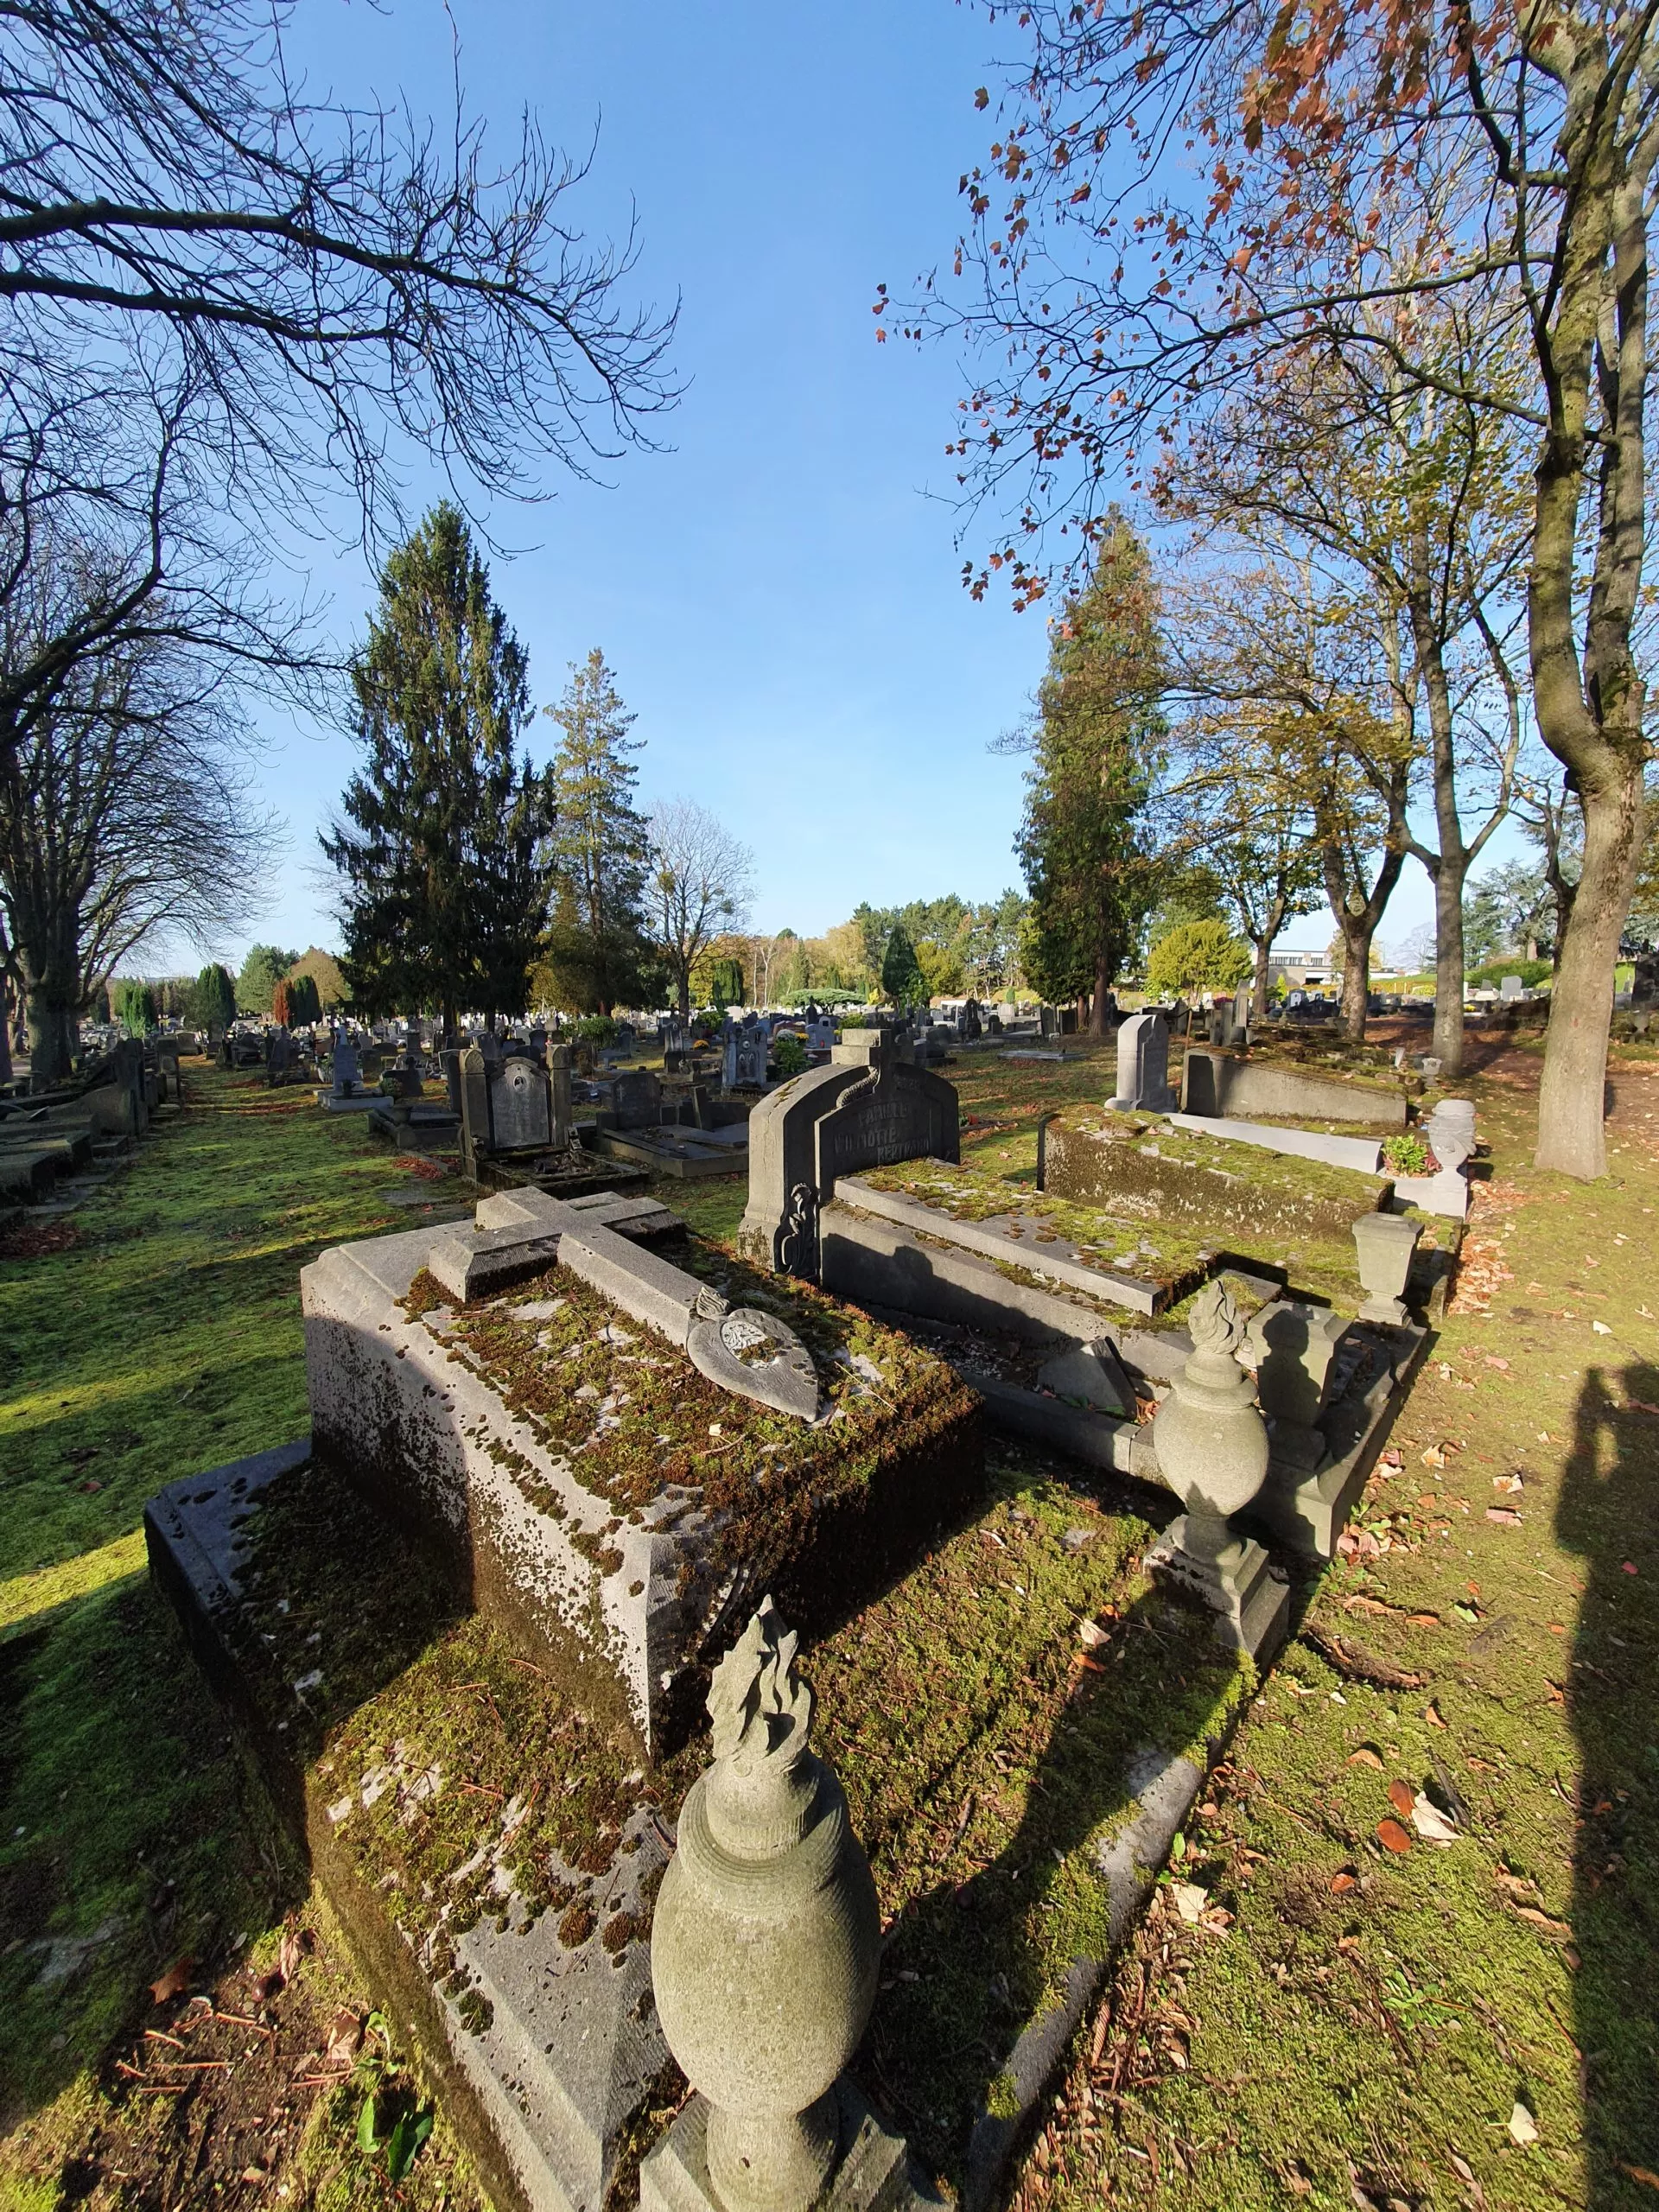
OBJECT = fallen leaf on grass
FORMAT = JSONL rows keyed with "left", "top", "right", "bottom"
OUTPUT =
{"left": 1302, "top": 1624, "right": 1427, "bottom": 1691}
{"left": 323, "top": 2008, "right": 363, "bottom": 2066}
{"left": 1387, "top": 1778, "right": 1415, "bottom": 1818}
{"left": 1409, "top": 1794, "right": 1459, "bottom": 1845}
{"left": 1347, "top": 1747, "right": 1385, "bottom": 1770}
{"left": 1627, "top": 1400, "right": 1659, "bottom": 1416}
{"left": 1171, "top": 1882, "right": 1208, "bottom": 1925}
{"left": 1077, "top": 1617, "right": 1109, "bottom": 1649}
{"left": 1421, "top": 1445, "right": 1447, "bottom": 1468}
{"left": 1511, "top": 1905, "right": 1573, "bottom": 1940}
{"left": 1449, "top": 2151, "right": 1487, "bottom": 2209}
{"left": 149, "top": 1957, "right": 193, "bottom": 2005}
{"left": 1330, "top": 1871, "right": 1358, "bottom": 1895}
{"left": 1484, "top": 1356, "right": 1510, "bottom": 1371}
{"left": 1485, "top": 1507, "right": 1523, "bottom": 1526}
{"left": 1616, "top": 2163, "right": 1659, "bottom": 2193}
{"left": 1425, "top": 1700, "right": 1446, "bottom": 1728}
{"left": 1376, "top": 1818, "right": 1413, "bottom": 1854}
{"left": 1507, "top": 2101, "right": 1538, "bottom": 2146}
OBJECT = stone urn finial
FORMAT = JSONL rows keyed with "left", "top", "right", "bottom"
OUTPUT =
{"left": 650, "top": 1600, "right": 881, "bottom": 2212}
{"left": 1146, "top": 1281, "right": 1287, "bottom": 1659}
{"left": 1151, "top": 1281, "right": 1269, "bottom": 1530}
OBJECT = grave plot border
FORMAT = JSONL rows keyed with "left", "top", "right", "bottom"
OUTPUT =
{"left": 143, "top": 1445, "right": 673, "bottom": 2212}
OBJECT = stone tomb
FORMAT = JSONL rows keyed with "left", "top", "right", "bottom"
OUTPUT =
{"left": 457, "top": 1044, "right": 627, "bottom": 1199}
{"left": 1180, "top": 1047, "right": 1408, "bottom": 1128}
{"left": 302, "top": 1183, "right": 982, "bottom": 1753}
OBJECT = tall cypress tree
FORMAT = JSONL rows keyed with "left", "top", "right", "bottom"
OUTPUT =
{"left": 321, "top": 505, "right": 555, "bottom": 1036}
{"left": 540, "top": 650, "right": 657, "bottom": 1014}
{"left": 1016, "top": 518, "right": 1167, "bottom": 1031}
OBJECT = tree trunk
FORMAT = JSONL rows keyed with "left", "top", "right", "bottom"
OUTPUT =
{"left": 1336, "top": 911, "right": 1378, "bottom": 1040}
{"left": 1535, "top": 762, "right": 1645, "bottom": 1178}
{"left": 24, "top": 951, "right": 79, "bottom": 1088}
{"left": 1250, "top": 935, "right": 1272, "bottom": 1019}
{"left": 1431, "top": 857, "right": 1467, "bottom": 1076}
{"left": 1089, "top": 951, "right": 1113, "bottom": 1036}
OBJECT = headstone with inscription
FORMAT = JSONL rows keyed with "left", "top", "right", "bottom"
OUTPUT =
{"left": 1109, "top": 1011, "right": 1177, "bottom": 1112}
{"left": 738, "top": 1031, "right": 958, "bottom": 1276}
{"left": 458, "top": 1043, "right": 574, "bottom": 1180}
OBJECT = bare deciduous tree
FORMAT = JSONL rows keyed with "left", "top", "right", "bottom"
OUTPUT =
{"left": 0, "top": 537, "right": 273, "bottom": 1082}
{"left": 648, "top": 798, "right": 755, "bottom": 1020}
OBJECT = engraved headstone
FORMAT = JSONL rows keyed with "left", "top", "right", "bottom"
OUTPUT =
{"left": 330, "top": 1035, "right": 361, "bottom": 1098}
{"left": 738, "top": 1033, "right": 959, "bottom": 1274}
{"left": 491, "top": 1054, "right": 552, "bottom": 1151}
{"left": 1109, "top": 1011, "right": 1176, "bottom": 1112}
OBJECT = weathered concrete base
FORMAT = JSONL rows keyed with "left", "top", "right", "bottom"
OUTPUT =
{"left": 1145, "top": 1519, "right": 1290, "bottom": 1662}
{"left": 821, "top": 1203, "right": 1140, "bottom": 1340}
{"left": 641, "top": 2082, "right": 919, "bottom": 2212}
{"left": 1166, "top": 1111, "right": 1384, "bottom": 1175}
{"left": 836, "top": 1173, "right": 1169, "bottom": 1315}
{"left": 144, "top": 1447, "right": 671, "bottom": 2212}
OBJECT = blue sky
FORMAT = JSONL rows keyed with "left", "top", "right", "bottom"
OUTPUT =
{"left": 219, "top": 0, "right": 1459, "bottom": 971}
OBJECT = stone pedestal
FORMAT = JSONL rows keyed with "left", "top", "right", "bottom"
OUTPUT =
{"left": 1145, "top": 1515, "right": 1288, "bottom": 1660}
{"left": 640, "top": 2082, "right": 915, "bottom": 2212}
{"left": 1144, "top": 1281, "right": 1288, "bottom": 1661}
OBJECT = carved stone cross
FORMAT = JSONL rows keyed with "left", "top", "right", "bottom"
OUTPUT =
{"left": 429, "top": 1185, "right": 823, "bottom": 1422}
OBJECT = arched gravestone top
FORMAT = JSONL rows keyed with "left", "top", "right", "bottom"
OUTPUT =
{"left": 736, "top": 1033, "right": 960, "bottom": 1276}
{"left": 812, "top": 1051, "right": 959, "bottom": 1189}
{"left": 491, "top": 1054, "right": 553, "bottom": 1151}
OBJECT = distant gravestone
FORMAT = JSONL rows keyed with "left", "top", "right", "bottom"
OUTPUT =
{"left": 458, "top": 1044, "right": 571, "bottom": 1179}
{"left": 265, "top": 1027, "right": 293, "bottom": 1086}
{"left": 1499, "top": 974, "right": 1525, "bottom": 1001}
{"left": 805, "top": 1014, "right": 834, "bottom": 1054}
{"left": 331, "top": 1035, "right": 361, "bottom": 1098}
{"left": 1109, "top": 1011, "right": 1177, "bottom": 1112}
{"left": 608, "top": 1069, "right": 662, "bottom": 1130}
{"left": 724, "top": 1016, "right": 768, "bottom": 1089}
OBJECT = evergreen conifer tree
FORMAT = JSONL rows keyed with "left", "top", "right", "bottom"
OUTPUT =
{"left": 540, "top": 650, "right": 656, "bottom": 1014}
{"left": 321, "top": 505, "right": 555, "bottom": 1036}
{"left": 190, "top": 963, "right": 237, "bottom": 1033}
{"left": 880, "top": 925, "right": 926, "bottom": 1007}
{"left": 1014, "top": 518, "right": 1167, "bottom": 1029}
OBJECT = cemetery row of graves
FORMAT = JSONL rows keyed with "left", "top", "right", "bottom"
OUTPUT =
{"left": 0, "top": 1003, "right": 1656, "bottom": 2212}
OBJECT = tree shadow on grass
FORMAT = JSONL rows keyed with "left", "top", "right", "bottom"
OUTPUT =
{"left": 1554, "top": 1359, "right": 1659, "bottom": 2206}
{"left": 0, "top": 1569, "right": 308, "bottom": 2130}
{"left": 851, "top": 1567, "right": 1248, "bottom": 2196}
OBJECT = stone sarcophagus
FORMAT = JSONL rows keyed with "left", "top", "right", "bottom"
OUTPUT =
{"left": 302, "top": 1186, "right": 982, "bottom": 1754}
